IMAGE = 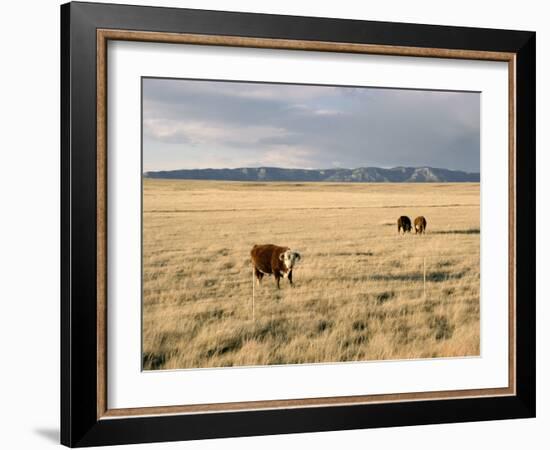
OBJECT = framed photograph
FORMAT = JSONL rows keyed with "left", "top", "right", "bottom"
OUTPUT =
{"left": 61, "top": 1, "right": 535, "bottom": 447}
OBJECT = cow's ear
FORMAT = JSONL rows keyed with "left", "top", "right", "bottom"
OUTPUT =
{"left": 295, "top": 252, "right": 301, "bottom": 260}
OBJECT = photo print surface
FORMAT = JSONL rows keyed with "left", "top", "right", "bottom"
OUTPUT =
{"left": 141, "top": 77, "right": 480, "bottom": 370}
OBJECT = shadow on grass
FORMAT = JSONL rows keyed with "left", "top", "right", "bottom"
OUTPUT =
{"left": 201, "top": 318, "right": 290, "bottom": 361}
{"left": 428, "top": 315, "right": 455, "bottom": 340}
{"left": 376, "top": 291, "right": 395, "bottom": 304}
{"left": 432, "top": 228, "right": 480, "bottom": 235}
{"left": 143, "top": 351, "right": 168, "bottom": 370}
{"left": 332, "top": 251, "right": 374, "bottom": 257}
{"left": 369, "top": 270, "right": 467, "bottom": 283}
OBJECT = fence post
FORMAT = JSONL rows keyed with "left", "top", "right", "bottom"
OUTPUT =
{"left": 252, "top": 266, "right": 255, "bottom": 321}
{"left": 423, "top": 257, "right": 427, "bottom": 301}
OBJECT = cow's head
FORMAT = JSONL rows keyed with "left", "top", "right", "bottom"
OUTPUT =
{"left": 279, "top": 250, "right": 301, "bottom": 270}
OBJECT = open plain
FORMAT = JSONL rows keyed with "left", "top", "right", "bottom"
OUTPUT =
{"left": 142, "top": 179, "right": 480, "bottom": 370}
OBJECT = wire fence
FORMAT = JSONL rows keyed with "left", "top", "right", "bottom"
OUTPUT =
{"left": 248, "top": 253, "right": 479, "bottom": 321}
{"left": 144, "top": 252, "right": 479, "bottom": 323}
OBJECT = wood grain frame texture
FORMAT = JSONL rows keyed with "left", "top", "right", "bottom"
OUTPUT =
{"left": 96, "top": 30, "right": 517, "bottom": 420}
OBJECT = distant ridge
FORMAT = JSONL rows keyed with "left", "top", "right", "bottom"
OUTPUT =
{"left": 143, "top": 166, "right": 480, "bottom": 183}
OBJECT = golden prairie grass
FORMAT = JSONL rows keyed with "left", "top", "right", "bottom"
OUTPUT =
{"left": 142, "top": 179, "right": 480, "bottom": 370}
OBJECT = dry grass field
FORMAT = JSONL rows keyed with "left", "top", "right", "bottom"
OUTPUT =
{"left": 142, "top": 179, "right": 480, "bottom": 370}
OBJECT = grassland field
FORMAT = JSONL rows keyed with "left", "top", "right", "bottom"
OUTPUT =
{"left": 142, "top": 179, "right": 480, "bottom": 370}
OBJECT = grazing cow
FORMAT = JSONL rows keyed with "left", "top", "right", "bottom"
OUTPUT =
{"left": 414, "top": 216, "right": 427, "bottom": 234}
{"left": 397, "top": 216, "right": 412, "bottom": 234}
{"left": 251, "top": 244, "right": 301, "bottom": 289}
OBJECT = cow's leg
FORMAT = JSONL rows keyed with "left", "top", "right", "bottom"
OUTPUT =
{"left": 275, "top": 273, "right": 281, "bottom": 289}
{"left": 288, "top": 270, "right": 293, "bottom": 286}
{"left": 398, "top": 224, "right": 401, "bottom": 234}
{"left": 254, "top": 268, "right": 264, "bottom": 285}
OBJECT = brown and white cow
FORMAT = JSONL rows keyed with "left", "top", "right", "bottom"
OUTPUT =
{"left": 414, "top": 216, "right": 427, "bottom": 234}
{"left": 250, "top": 244, "right": 301, "bottom": 289}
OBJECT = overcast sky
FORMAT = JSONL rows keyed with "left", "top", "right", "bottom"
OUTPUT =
{"left": 142, "top": 78, "right": 480, "bottom": 172}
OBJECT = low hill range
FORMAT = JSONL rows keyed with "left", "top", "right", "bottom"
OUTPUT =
{"left": 143, "top": 166, "right": 480, "bottom": 183}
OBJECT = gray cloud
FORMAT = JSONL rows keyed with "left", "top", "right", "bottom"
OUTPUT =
{"left": 143, "top": 78, "right": 480, "bottom": 172}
